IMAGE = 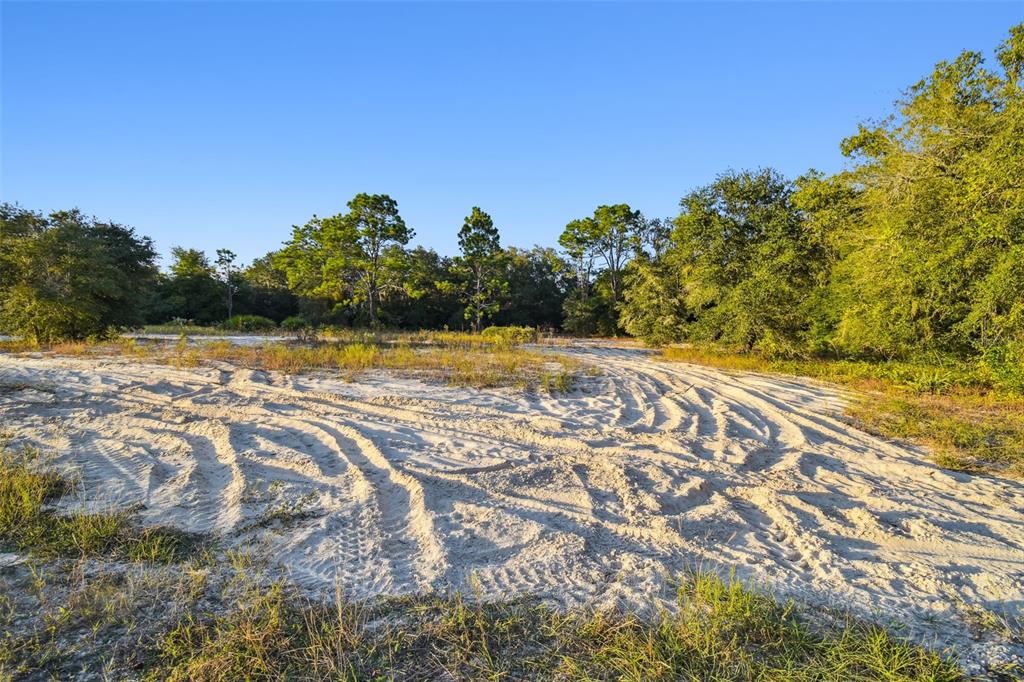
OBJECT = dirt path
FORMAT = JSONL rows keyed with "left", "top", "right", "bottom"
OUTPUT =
{"left": 2, "top": 344, "right": 1022, "bottom": 669}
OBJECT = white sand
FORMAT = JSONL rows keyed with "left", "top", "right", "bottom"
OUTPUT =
{"left": 1, "top": 344, "right": 1022, "bottom": 668}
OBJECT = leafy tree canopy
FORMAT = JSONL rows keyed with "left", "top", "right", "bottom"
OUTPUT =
{"left": 0, "top": 204, "right": 157, "bottom": 342}
{"left": 276, "top": 193, "right": 413, "bottom": 326}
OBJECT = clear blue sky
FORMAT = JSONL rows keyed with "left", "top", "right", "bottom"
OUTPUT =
{"left": 3, "top": 2, "right": 1021, "bottom": 268}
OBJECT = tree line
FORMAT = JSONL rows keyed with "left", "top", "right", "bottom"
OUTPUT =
{"left": 0, "top": 199, "right": 573, "bottom": 339}
{"left": 2, "top": 23, "right": 1021, "bottom": 373}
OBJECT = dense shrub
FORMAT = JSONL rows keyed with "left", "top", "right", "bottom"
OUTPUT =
{"left": 280, "top": 316, "right": 312, "bottom": 332}
{"left": 481, "top": 325, "right": 538, "bottom": 345}
{"left": 219, "top": 315, "right": 277, "bottom": 332}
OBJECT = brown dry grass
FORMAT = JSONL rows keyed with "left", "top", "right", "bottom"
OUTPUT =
{"left": 1, "top": 335, "right": 580, "bottom": 392}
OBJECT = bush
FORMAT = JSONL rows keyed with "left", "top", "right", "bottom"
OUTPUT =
{"left": 279, "top": 316, "right": 312, "bottom": 332}
{"left": 219, "top": 315, "right": 277, "bottom": 333}
{"left": 480, "top": 325, "right": 538, "bottom": 346}
{"left": 978, "top": 340, "right": 1024, "bottom": 395}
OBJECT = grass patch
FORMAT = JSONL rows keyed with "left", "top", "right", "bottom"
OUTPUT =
{"left": 0, "top": 556, "right": 216, "bottom": 679}
{"left": 660, "top": 346, "right": 1024, "bottom": 476}
{"left": 2, "top": 327, "right": 579, "bottom": 392}
{"left": 0, "top": 444, "right": 201, "bottom": 563}
{"left": 845, "top": 393, "right": 1024, "bottom": 475}
{"left": 186, "top": 340, "right": 579, "bottom": 390}
{"left": 0, "top": 336, "right": 149, "bottom": 357}
{"left": 144, "top": 570, "right": 962, "bottom": 681}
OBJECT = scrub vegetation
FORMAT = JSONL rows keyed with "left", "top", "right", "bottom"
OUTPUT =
{"left": 174, "top": 336, "right": 578, "bottom": 391}
{"left": 0, "top": 327, "right": 578, "bottom": 392}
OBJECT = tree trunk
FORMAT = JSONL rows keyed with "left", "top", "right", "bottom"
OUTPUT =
{"left": 474, "top": 268, "right": 484, "bottom": 333}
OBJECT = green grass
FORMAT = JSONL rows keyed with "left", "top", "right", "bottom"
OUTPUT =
{"left": 659, "top": 347, "right": 1019, "bottom": 394}
{"left": 0, "top": 444, "right": 201, "bottom": 563}
{"left": 660, "top": 346, "right": 1024, "bottom": 476}
{"left": 4, "top": 558, "right": 968, "bottom": 680}
{"left": 145, "top": 570, "right": 962, "bottom": 682}
{"left": 846, "top": 393, "right": 1024, "bottom": 475}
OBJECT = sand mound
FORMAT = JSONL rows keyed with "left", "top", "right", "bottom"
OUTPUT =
{"left": 2, "top": 343, "right": 1021, "bottom": 668}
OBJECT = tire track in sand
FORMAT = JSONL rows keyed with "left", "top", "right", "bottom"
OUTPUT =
{"left": 1, "top": 348, "right": 1023, "bottom": 672}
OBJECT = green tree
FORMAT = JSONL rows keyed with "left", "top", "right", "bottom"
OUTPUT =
{"left": 563, "top": 276, "right": 619, "bottom": 337}
{"left": 494, "top": 246, "right": 569, "bottom": 329}
{"left": 0, "top": 205, "right": 157, "bottom": 342}
{"left": 390, "top": 247, "right": 462, "bottom": 329}
{"left": 457, "top": 207, "right": 504, "bottom": 332}
{"left": 161, "top": 247, "right": 223, "bottom": 324}
{"left": 558, "top": 218, "right": 606, "bottom": 334}
{"left": 558, "top": 218, "right": 598, "bottom": 300}
{"left": 637, "top": 214, "right": 673, "bottom": 259}
{"left": 591, "top": 204, "right": 641, "bottom": 308}
{"left": 826, "top": 24, "right": 1024, "bottom": 357}
{"left": 342, "top": 193, "right": 413, "bottom": 325}
{"left": 661, "top": 169, "right": 827, "bottom": 354}
{"left": 620, "top": 256, "right": 687, "bottom": 346}
{"left": 558, "top": 205, "right": 641, "bottom": 335}
{"left": 238, "top": 252, "right": 299, "bottom": 323}
{"left": 169, "top": 247, "right": 214, "bottom": 278}
{"left": 789, "top": 170, "right": 860, "bottom": 354}
{"left": 276, "top": 194, "right": 413, "bottom": 326}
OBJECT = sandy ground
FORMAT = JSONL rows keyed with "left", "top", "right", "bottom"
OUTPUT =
{"left": 1, "top": 343, "right": 1022, "bottom": 670}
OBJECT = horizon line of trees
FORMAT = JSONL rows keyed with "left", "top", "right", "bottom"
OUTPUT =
{"left": 2, "top": 23, "right": 1021, "bottom": 380}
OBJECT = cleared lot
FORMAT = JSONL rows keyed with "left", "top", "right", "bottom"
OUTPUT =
{"left": 1, "top": 342, "right": 1021, "bottom": 669}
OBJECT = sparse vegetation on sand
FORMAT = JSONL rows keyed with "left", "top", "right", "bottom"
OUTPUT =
{"left": 1, "top": 355, "right": 1017, "bottom": 678}
{"left": 1, "top": 439, "right": 962, "bottom": 679}
{"left": 145, "top": 571, "right": 961, "bottom": 682}
{"left": 660, "top": 347, "right": 1024, "bottom": 477}
{"left": 0, "top": 442, "right": 201, "bottom": 563}
{"left": 141, "top": 323, "right": 258, "bottom": 336}
{"left": 0, "top": 330, "right": 580, "bottom": 392}
{"left": 1, "top": 555, "right": 963, "bottom": 681}
{"left": 179, "top": 338, "right": 578, "bottom": 391}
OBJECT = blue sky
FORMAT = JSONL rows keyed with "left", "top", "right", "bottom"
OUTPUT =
{"left": 3, "top": 2, "right": 1022, "bottom": 267}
